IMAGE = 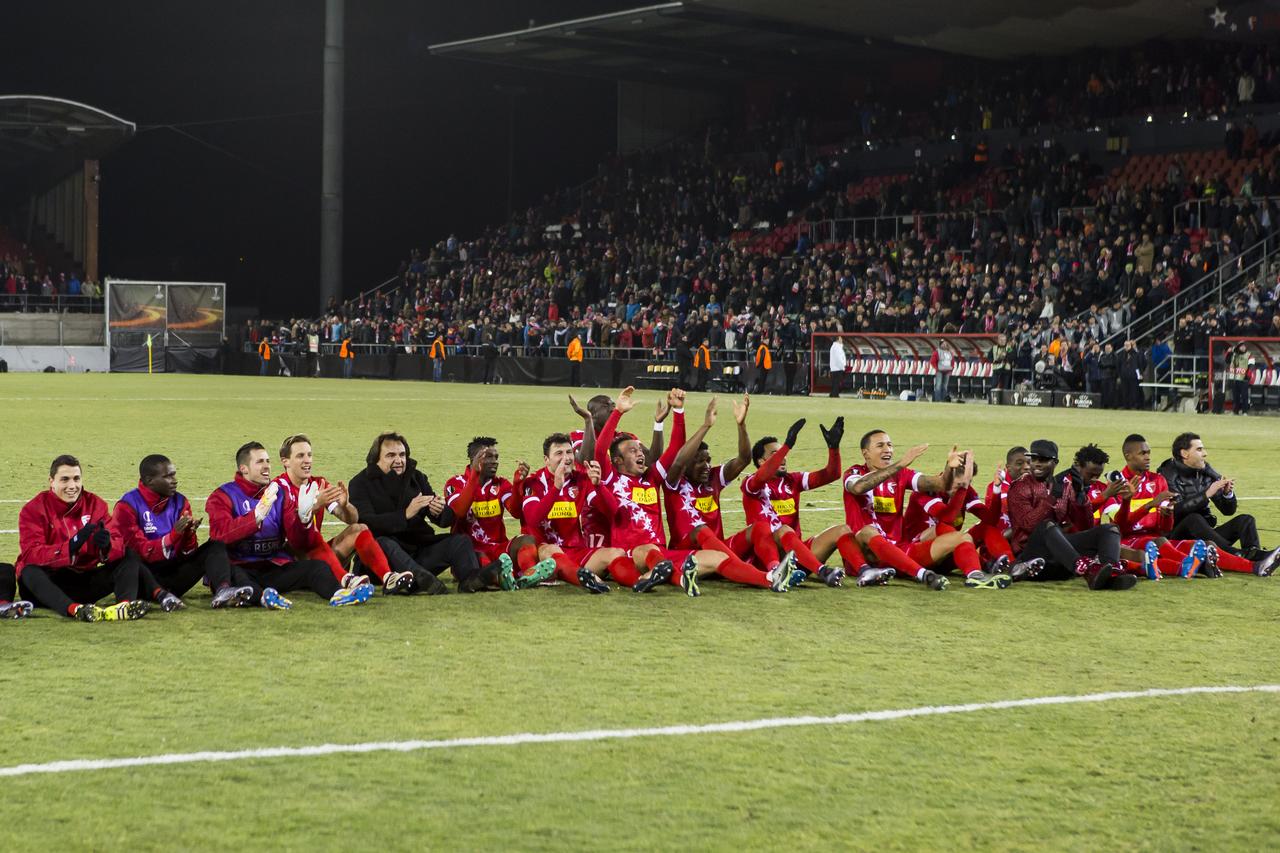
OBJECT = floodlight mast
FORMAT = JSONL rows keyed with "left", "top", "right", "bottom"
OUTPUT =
{"left": 319, "top": 0, "right": 344, "bottom": 313}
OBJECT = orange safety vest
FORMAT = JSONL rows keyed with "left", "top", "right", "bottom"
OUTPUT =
{"left": 694, "top": 345, "right": 710, "bottom": 369}
{"left": 755, "top": 345, "right": 772, "bottom": 370}
{"left": 258, "top": 341, "right": 272, "bottom": 361}
{"left": 429, "top": 339, "right": 446, "bottom": 360}
{"left": 567, "top": 338, "right": 583, "bottom": 363}
{"left": 339, "top": 338, "right": 353, "bottom": 359}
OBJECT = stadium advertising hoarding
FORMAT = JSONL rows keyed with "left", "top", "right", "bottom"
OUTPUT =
{"left": 106, "top": 279, "right": 226, "bottom": 371}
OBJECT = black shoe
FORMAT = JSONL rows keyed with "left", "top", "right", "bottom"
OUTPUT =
{"left": 577, "top": 568, "right": 610, "bottom": 594}
{"left": 1111, "top": 573, "right": 1139, "bottom": 590}
{"left": 922, "top": 569, "right": 949, "bottom": 591}
{"left": 1253, "top": 547, "right": 1279, "bottom": 577}
{"left": 817, "top": 566, "right": 845, "bottom": 588}
{"left": 418, "top": 570, "right": 449, "bottom": 595}
{"left": 632, "top": 560, "right": 673, "bottom": 593}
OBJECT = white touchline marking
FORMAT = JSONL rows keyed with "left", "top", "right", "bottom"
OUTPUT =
{"left": 0, "top": 684, "right": 1274, "bottom": 779}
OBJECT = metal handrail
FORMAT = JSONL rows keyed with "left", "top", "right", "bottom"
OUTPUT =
{"left": 1101, "top": 234, "right": 1276, "bottom": 347}
{"left": 802, "top": 208, "right": 997, "bottom": 245}
{"left": 1172, "top": 193, "right": 1280, "bottom": 230}
{"left": 0, "top": 294, "right": 104, "bottom": 313}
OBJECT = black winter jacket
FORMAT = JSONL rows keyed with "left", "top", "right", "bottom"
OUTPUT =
{"left": 1155, "top": 456, "right": 1239, "bottom": 526}
{"left": 347, "top": 458, "right": 455, "bottom": 547}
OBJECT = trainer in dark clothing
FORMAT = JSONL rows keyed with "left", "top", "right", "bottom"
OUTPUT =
{"left": 1157, "top": 452, "right": 1274, "bottom": 570}
{"left": 1006, "top": 439, "right": 1131, "bottom": 590}
{"left": 347, "top": 432, "right": 481, "bottom": 592}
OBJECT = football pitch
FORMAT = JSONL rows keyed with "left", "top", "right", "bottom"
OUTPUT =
{"left": 2, "top": 374, "right": 1278, "bottom": 851}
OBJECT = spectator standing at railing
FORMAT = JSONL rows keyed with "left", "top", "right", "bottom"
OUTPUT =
{"left": 339, "top": 337, "right": 354, "bottom": 380}
{"left": 567, "top": 334, "right": 583, "bottom": 387}
{"left": 929, "top": 340, "right": 955, "bottom": 402}
{"left": 429, "top": 337, "right": 446, "bottom": 383}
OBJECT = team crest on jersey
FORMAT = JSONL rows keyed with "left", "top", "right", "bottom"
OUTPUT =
{"left": 81, "top": 515, "right": 91, "bottom": 526}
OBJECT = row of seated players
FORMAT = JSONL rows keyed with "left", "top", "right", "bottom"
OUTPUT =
{"left": 1, "top": 389, "right": 1276, "bottom": 621}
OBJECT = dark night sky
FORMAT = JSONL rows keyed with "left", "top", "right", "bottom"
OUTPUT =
{"left": 3, "top": 1, "right": 624, "bottom": 314}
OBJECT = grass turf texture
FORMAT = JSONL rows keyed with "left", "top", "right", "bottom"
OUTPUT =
{"left": 1, "top": 374, "right": 1278, "bottom": 851}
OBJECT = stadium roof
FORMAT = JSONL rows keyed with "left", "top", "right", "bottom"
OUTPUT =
{"left": 0, "top": 95, "right": 136, "bottom": 185}
{"left": 430, "top": 0, "right": 1218, "bottom": 82}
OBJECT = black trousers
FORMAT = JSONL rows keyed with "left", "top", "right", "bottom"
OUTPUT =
{"left": 377, "top": 534, "right": 480, "bottom": 589}
{"left": 1018, "top": 521, "right": 1120, "bottom": 580}
{"left": 1232, "top": 380, "right": 1250, "bottom": 414}
{"left": 829, "top": 370, "right": 844, "bottom": 397}
{"left": 1169, "top": 513, "right": 1259, "bottom": 556}
{"left": 237, "top": 559, "right": 340, "bottom": 600}
{"left": 146, "top": 541, "right": 235, "bottom": 596}
{"left": 0, "top": 562, "right": 17, "bottom": 602}
{"left": 1120, "top": 375, "right": 1142, "bottom": 409}
{"left": 570, "top": 361, "right": 581, "bottom": 387}
{"left": 18, "top": 552, "right": 147, "bottom": 615}
{"left": 695, "top": 367, "right": 709, "bottom": 392}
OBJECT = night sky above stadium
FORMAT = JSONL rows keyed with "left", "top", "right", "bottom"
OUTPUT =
{"left": 3, "top": 1, "right": 621, "bottom": 314}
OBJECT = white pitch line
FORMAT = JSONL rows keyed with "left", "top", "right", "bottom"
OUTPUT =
{"left": 0, "top": 684, "right": 1274, "bottom": 779}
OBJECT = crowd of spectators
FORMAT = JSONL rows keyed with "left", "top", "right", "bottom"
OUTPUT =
{"left": 0, "top": 230, "right": 99, "bottom": 313}
{"left": 244, "top": 38, "right": 1280, "bottom": 402}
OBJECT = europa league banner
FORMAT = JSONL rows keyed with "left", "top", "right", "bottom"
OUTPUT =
{"left": 108, "top": 281, "right": 167, "bottom": 347}
{"left": 167, "top": 283, "right": 226, "bottom": 345}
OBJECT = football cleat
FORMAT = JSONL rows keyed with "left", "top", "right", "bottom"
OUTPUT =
{"left": 577, "top": 568, "right": 610, "bottom": 594}
{"left": 341, "top": 572, "right": 371, "bottom": 590}
{"left": 158, "top": 592, "right": 186, "bottom": 613}
{"left": 1008, "top": 558, "right": 1046, "bottom": 581}
{"left": 817, "top": 566, "right": 845, "bottom": 588}
{"left": 964, "top": 570, "right": 1011, "bottom": 589}
{"left": 769, "top": 551, "right": 798, "bottom": 593}
{"left": 678, "top": 555, "right": 701, "bottom": 597}
{"left": 1143, "top": 541, "right": 1162, "bottom": 581}
{"left": 496, "top": 553, "right": 518, "bottom": 591}
{"left": 261, "top": 587, "right": 293, "bottom": 610}
{"left": 0, "top": 600, "right": 34, "bottom": 620}
{"left": 856, "top": 566, "right": 896, "bottom": 587}
{"left": 1179, "top": 540, "right": 1207, "bottom": 579}
{"left": 211, "top": 585, "right": 255, "bottom": 608}
{"left": 985, "top": 555, "right": 1011, "bottom": 575}
{"left": 329, "top": 581, "right": 375, "bottom": 607}
{"left": 516, "top": 557, "right": 558, "bottom": 590}
{"left": 1201, "top": 543, "right": 1223, "bottom": 578}
{"left": 382, "top": 570, "right": 417, "bottom": 595}
{"left": 1253, "top": 547, "right": 1279, "bottom": 577}
{"left": 100, "top": 600, "right": 150, "bottom": 621}
{"left": 632, "top": 559, "right": 673, "bottom": 593}
{"left": 922, "top": 569, "right": 949, "bottom": 591}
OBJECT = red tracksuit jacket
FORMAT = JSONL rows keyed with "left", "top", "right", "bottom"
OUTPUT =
{"left": 17, "top": 489, "right": 123, "bottom": 576}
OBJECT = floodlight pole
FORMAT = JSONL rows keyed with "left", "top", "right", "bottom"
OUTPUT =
{"left": 320, "top": 0, "right": 344, "bottom": 313}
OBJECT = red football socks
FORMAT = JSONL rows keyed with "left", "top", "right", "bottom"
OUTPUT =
{"left": 749, "top": 521, "right": 781, "bottom": 569}
{"left": 608, "top": 555, "right": 640, "bottom": 587}
{"left": 952, "top": 541, "right": 981, "bottom": 575}
{"left": 715, "top": 554, "right": 771, "bottom": 588}
{"left": 354, "top": 530, "right": 392, "bottom": 581}
{"left": 868, "top": 535, "right": 924, "bottom": 577}
{"left": 779, "top": 529, "right": 823, "bottom": 572}
{"left": 308, "top": 542, "right": 348, "bottom": 583}
{"left": 835, "top": 534, "right": 865, "bottom": 571}
{"left": 552, "top": 552, "right": 582, "bottom": 585}
{"left": 694, "top": 526, "right": 734, "bottom": 559}
{"left": 975, "top": 523, "right": 1014, "bottom": 561}
{"left": 516, "top": 543, "right": 540, "bottom": 574}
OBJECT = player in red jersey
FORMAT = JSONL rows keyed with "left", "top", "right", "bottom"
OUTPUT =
{"left": 596, "top": 386, "right": 778, "bottom": 595}
{"left": 660, "top": 395, "right": 798, "bottom": 592}
{"left": 901, "top": 453, "right": 1045, "bottom": 582}
{"left": 571, "top": 392, "right": 669, "bottom": 550}
{"left": 742, "top": 417, "right": 893, "bottom": 588}
{"left": 1110, "top": 434, "right": 1226, "bottom": 579}
{"left": 443, "top": 436, "right": 556, "bottom": 590}
{"left": 843, "top": 429, "right": 1005, "bottom": 591}
{"left": 522, "top": 433, "right": 627, "bottom": 593}
{"left": 275, "top": 435, "right": 405, "bottom": 595}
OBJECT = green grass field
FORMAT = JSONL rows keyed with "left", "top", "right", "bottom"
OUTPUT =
{"left": 2, "top": 374, "right": 1278, "bottom": 851}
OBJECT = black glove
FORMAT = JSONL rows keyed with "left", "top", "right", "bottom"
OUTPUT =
{"left": 91, "top": 521, "right": 112, "bottom": 553}
{"left": 783, "top": 418, "right": 806, "bottom": 448}
{"left": 819, "top": 416, "right": 845, "bottom": 450}
{"left": 68, "top": 524, "right": 93, "bottom": 557}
